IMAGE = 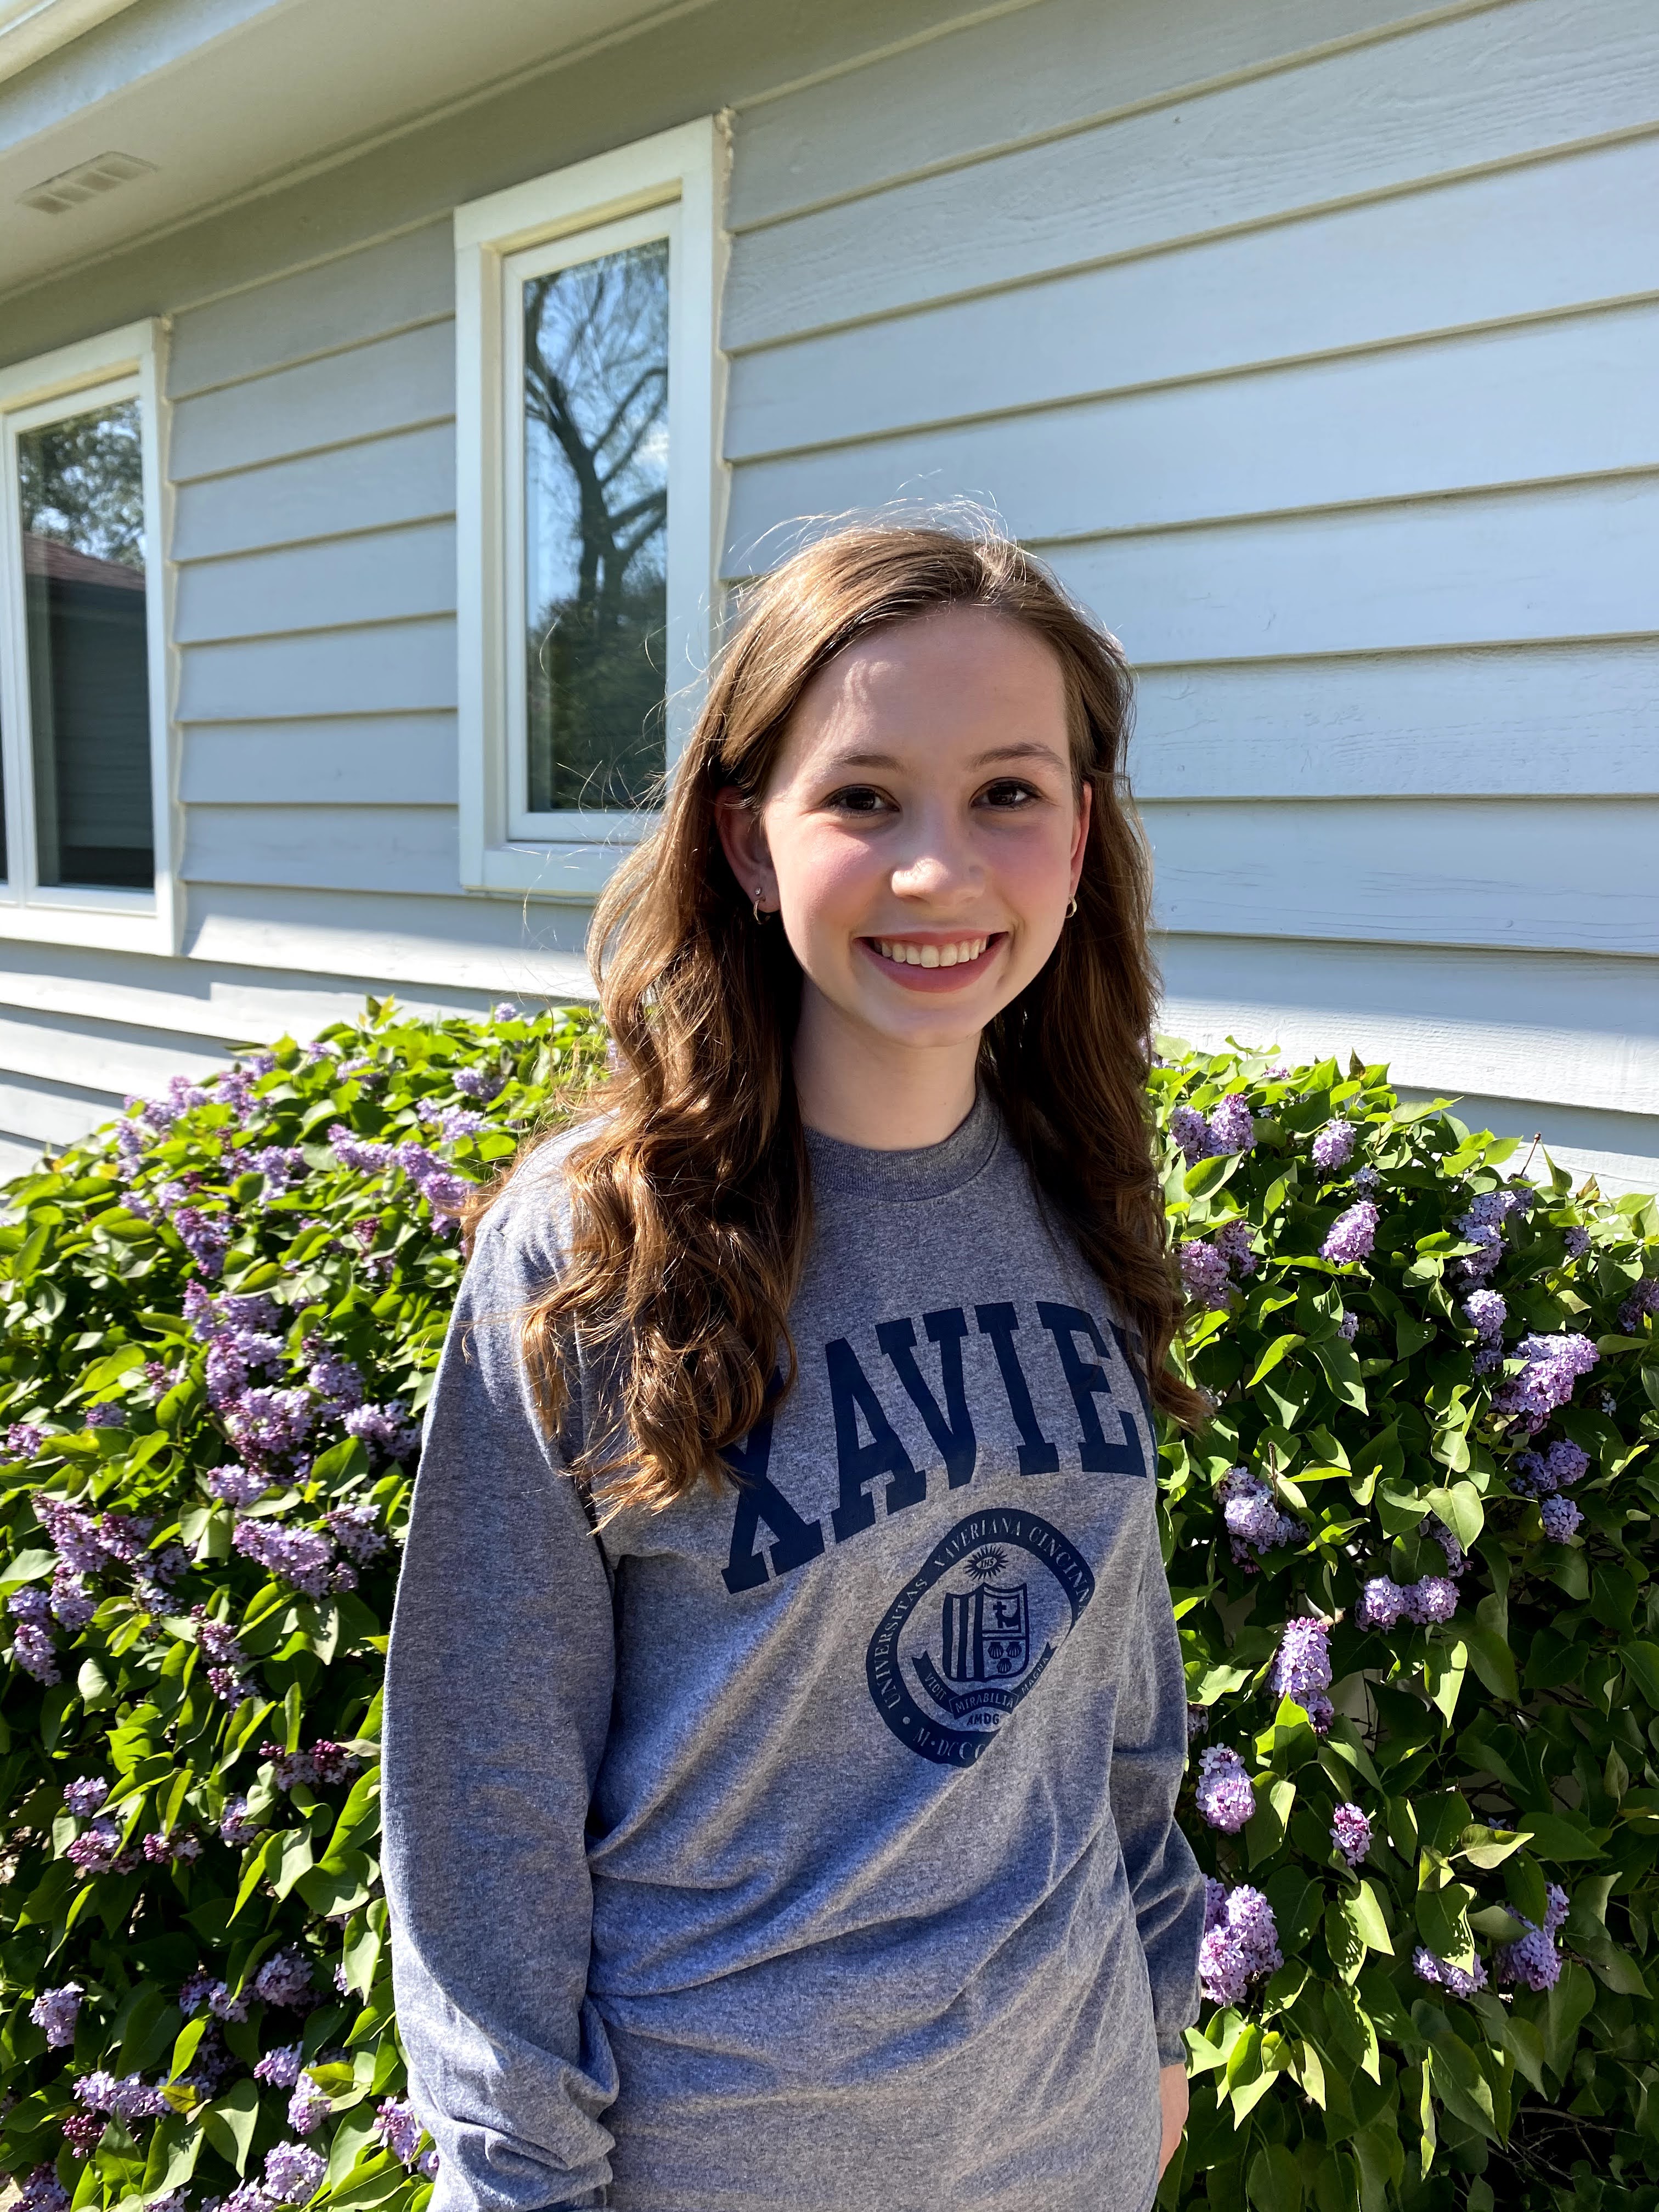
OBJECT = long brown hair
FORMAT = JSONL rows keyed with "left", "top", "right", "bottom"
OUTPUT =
{"left": 480, "top": 518, "right": 1205, "bottom": 1508}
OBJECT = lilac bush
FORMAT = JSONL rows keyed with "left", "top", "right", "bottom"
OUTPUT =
{"left": 0, "top": 1002, "right": 607, "bottom": 2212}
{"left": 1156, "top": 1041, "right": 1659, "bottom": 2211}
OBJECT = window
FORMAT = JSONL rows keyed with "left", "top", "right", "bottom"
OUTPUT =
{"left": 0, "top": 320, "right": 174, "bottom": 951}
{"left": 455, "top": 118, "right": 726, "bottom": 896}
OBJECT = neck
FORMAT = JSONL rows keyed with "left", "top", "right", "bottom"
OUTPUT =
{"left": 792, "top": 985, "right": 981, "bottom": 1150}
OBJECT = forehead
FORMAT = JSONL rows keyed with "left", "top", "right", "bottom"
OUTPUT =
{"left": 782, "top": 605, "right": 1070, "bottom": 767}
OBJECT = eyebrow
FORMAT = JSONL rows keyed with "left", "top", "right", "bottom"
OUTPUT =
{"left": 821, "top": 740, "right": 1069, "bottom": 772}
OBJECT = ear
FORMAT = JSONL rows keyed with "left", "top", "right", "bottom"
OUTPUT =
{"left": 1067, "top": 778, "right": 1092, "bottom": 900}
{"left": 713, "top": 788, "right": 778, "bottom": 914}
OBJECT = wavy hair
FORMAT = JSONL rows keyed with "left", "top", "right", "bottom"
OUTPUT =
{"left": 475, "top": 518, "right": 1206, "bottom": 1508}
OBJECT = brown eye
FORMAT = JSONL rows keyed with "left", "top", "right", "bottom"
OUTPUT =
{"left": 980, "top": 779, "right": 1039, "bottom": 808}
{"left": 827, "top": 785, "right": 891, "bottom": 814}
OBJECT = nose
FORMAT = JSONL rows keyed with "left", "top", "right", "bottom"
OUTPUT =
{"left": 889, "top": 805, "right": 983, "bottom": 903}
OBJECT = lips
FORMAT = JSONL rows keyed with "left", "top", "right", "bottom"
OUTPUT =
{"left": 859, "top": 933, "right": 1006, "bottom": 989}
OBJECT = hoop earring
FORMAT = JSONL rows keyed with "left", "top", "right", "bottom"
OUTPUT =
{"left": 1066, "top": 896, "right": 1079, "bottom": 918}
{"left": 753, "top": 888, "right": 769, "bottom": 924}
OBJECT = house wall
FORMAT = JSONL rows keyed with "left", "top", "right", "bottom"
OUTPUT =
{"left": 0, "top": 0, "right": 1655, "bottom": 1184}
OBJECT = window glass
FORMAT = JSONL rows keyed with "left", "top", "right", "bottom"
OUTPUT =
{"left": 17, "top": 397, "right": 154, "bottom": 890}
{"left": 522, "top": 237, "right": 669, "bottom": 813}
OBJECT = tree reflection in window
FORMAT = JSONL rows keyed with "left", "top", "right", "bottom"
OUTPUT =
{"left": 17, "top": 398, "right": 154, "bottom": 891}
{"left": 523, "top": 238, "right": 669, "bottom": 813}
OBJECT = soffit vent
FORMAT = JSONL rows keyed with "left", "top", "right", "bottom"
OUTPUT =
{"left": 20, "top": 149, "right": 155, "bottom": 214}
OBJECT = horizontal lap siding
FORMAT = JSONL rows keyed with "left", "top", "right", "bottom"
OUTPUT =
{"left": 0, "top": 226, "right": 473, "bottom": 1166}
{"left": 724, "top": 0, "right": 1659, "bottom": 1185}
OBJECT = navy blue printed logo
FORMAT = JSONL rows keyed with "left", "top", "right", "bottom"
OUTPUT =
{"left": 866, "top": 1509, "right": 1095, "bottom": 1767}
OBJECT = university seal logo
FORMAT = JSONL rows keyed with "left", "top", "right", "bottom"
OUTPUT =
{"left": 866, "top": 1508, "right": 1096, "bottom": 1767}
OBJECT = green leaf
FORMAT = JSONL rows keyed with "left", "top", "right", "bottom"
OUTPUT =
{"left": 200, "top": 2079, "right": 261, "bottom": 2174}
{"left": 1248, "top": 2141, "right": 1304, "bottom": 2212}
{"left": 1247, "top": 1334, "right": 1305, "bottom": 1390}
{"left": 1464, "top": 1621, "right": 1520, "bottom": 1705}
{"left": 1183, "top": 1154, "right": 1240, "bottom": 1199}
{"left": 1345, "top": 1879, "right": 1394, "bottom": 1957}
{"left": 1517, "top": 1811, "right": 1608, "bottom": 1861}
{"left": 1620, "top": 1639, "right": 1659, "bottom": 1709}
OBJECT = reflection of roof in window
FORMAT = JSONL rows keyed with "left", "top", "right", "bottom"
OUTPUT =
{"left": 22, "top": 532, "right": 144, "bottom": 589}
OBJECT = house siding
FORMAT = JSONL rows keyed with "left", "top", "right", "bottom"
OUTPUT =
{"left": 0, "top": 0, "right": 1654, "bottom": 1185}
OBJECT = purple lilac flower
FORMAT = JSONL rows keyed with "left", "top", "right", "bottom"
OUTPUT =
{"left": 1214, "top": 1220, "right": 1259, "bottom": 1278}
{"left": 5, "top": 1421, "right": 44, "bottom": 1458}
{"left": 63, "top": 1775, "right": 109, "bottom": 1818}
{"left": 30, "top": 1982, "right": 82, "bottom": 2047}
{"left": 1338, "top": 1311, "right": 1359, "bottom": 1341}
{"left": 1321, "top": 1200, "right": 1379, "bottom": 1266}
{"left": 1312, "top": 1120, "right": 1356, "bottom": 1172}
{"left": 1464, "top": 1290, "right": 1506, "bottom": 1340}
{"left": 1206, "top": 1094, "right": 1256, "bottom": 1155}
{"left": 492, "top": 1002, "right": 520, "bottom": 1022}
{"left": 331, "top": 1562, "right": 359, "bottom": 1592}
{"left": 255, "top": 2045, "right": 305, "bottom": 2089}
{"left": 306, "top": 1342, "right": 364, "bottom": 1415}
{"left": 1218, "top": 1467, "right": 1301, "bottom": 1564}
{"left": 233, "top": 1520, "right": 333, "bottom": 1598}
{"left": 221, "top": 1795, "right": 261, "bottom": 1846}
{"left": 9, "top": 1590, "right": 60, "bottom": 1683}
{"left": 1563, "top": 1226, "right": 1590, "bottom": 1260}
{"left": 1170, "top": 1106, "right": 1209, "bottom": 1165}
{"left": 1195, "top": 1745, "right": 1257, "bottom": 1833}
{"left": 1178, "top": 1240, "right": 1231, "bottom": 1312}
{"left": 1541, "top": 1494, "right": 1583, "bottom": 1543}
{"left": 222, "top": 2184, "right": 273, "bottom": 2212}
{"left": 426, "top": 1104, "right": 487, "bottom": 1142}
{"left": 76, "top": 2072, "right": 167, "bottom": 2122}
{"left": 453, "top": 1065, "right": 505, "bottom": 1103}
{"left": 1404, "top": 1576, "right": 1459, "bottom": 1625}
{"left": 1356, "top": 1577, "right": 1408, "bottom": 1631}
{"left": 262, "top": 2144, "right": 326, "bottom": 2205}
{"left": 324, "top": 1503, "right": 386, "bottom": 1562}
{"left": 1271, "top": 1618, "right": 1333, "bottom": 1722}
{"left": 185, "top": 1285, "right": 283, "bottom": 1341}
{"left": 62, "top": 2113, "right": 105, "bottom": 2158}
{"left": 1492, "top": 1333, "right": 1600, "bottom": 1434}
{"left": 1496, "top": 1886, "right": 1569, "bottom": 1994}
{"left": 343, "top": 1400, "right": 421, "bottom": 1462}
{"left": 374, "top": 2097, "right": 424, "bottom": 2166}
{"left": 224, "top": 1387, "right": 313, "bottom": 1465}
{"left": 1186, "top": 1703, "right": 1210, "bottom": 1739}
{"left": 1426, "top": 1520, "right": 1468, "bottom": 1577}
{"left": 327, "top": 1126, "right": 393, "bottom": 1174}
{"left": 288, "top": 2078, "right": 331, "bottom": 2136}
{"left": 1454, "top": 1187, "right": 1528, "bottom": 1283}
{"left": 1198, "top": 1882, "right": 1282, "bottom": 2006}
{"left": 1547, "top": 1439, "right": 1589, "bottom": 1487}
{"left": 207, "top": 1463, "right": 268, "bottom": 1508}
{"left": 1620, "top": 1279, "right": 1659, "bottom": 1334}
{"left": 248, "top": 1147, "right": 307, "bottom": 1195}
{"left": 1331, "top": 1804, "right": 1372, "bottom": 1868}
{"left": 253, "top": 1948, "right": 315, "bottom": 2010}
{"left": 36, "top": 1497, "right": 112, "bottom": 1575}
{"left": 206, "top": 1331, "right": 286, "bottom": 1411}
{"left": 19, "top": 2170, "right": 70, "bottom": 2212}
{"left": 309, "top": 1741, "right": 359, "bottom": 1788}
{"left": 83, "top": 1403, "right": 125, "bottom": 1429}
{"left": 171, "top": 1207, "right": 231, "bottom": 1279}
{"left": 263, "top": 1743, "right": 316, "bottom": 1791}
{"left": 1414, "top": 1946, "right": 1487, "bottom": 1999}
{"left": 95, "top": 1512, "right": 154, "bottom": 1566}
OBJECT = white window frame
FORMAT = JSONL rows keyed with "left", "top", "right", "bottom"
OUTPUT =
{"left": 454, "top": 116, "right": 726, "bottom": 899}
{"left": 0, "top": 319, "right": 177, "bottom": 953}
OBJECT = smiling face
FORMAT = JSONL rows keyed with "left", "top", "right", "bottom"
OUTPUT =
{"left": 715, "top": 604, "right": 1091, "bottom": 1105}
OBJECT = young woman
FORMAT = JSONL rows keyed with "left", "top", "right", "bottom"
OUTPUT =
{"left": 383, "top": 521, "right": 1206, "bottom": 2212}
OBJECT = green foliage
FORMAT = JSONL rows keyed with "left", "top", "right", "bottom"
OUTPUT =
{"left": 0, "top": 1000, "right": 607, "bottom": 2212}
{"left": 1155, "top": 1041, "right": 1659, "bottom": 2212}
{"left": 2, "top": 1009, "right": 1658, "bottom": 2212}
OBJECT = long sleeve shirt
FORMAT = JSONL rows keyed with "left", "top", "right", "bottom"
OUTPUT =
{"left": 383, "top": 1091, "right": 1203, "bottom": 2212}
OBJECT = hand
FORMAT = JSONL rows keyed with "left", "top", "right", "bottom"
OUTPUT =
{"left": 1156, "top": 2062, "right": 1188, "bottom": 2179}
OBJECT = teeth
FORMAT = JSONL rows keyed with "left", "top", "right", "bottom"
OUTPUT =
{"left": 876, "top": 937, "right": 989, "bottom": 967}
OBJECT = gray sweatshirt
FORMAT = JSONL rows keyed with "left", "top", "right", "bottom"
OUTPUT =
{"left": 383, "top": 1092, "right": 1203, "bottom": 2212}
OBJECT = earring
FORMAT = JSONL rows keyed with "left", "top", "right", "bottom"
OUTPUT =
{"left": 753, "top": 888, "right": 769, "bottom": 923}
{"left": 1066, "top": 896, "right": 1079, "bottom": 918}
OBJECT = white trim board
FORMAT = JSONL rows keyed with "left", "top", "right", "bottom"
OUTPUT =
{"left": 0, "top": 318, "right": 180, "bottom": 956}
{"left": 454, "top": 115, "right": 729, "bottom": 899}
